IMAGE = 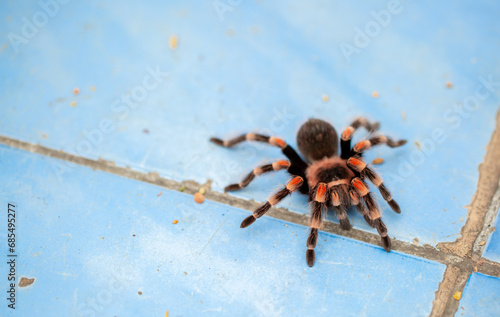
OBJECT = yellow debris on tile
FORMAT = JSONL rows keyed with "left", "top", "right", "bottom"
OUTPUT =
{"left": 169, "top": 35, "right": 178, "bottom": 49}
{"left": 371, "top": 158, "right": 384, "bottom": 165}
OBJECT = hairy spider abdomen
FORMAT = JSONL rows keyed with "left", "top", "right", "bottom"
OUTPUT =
{"left": 306, "top": 157, "right": 355, "bottom": 189}
{"left": 297, "top": 119, "right": 338, "bottom": 162}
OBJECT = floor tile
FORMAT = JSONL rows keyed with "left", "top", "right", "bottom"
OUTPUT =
{"left": 0, "top": 144, "right": 445, "bottom": 316}
{"left": 1, "top": 1, "right": 499, "bottom": 247}
{"left": 483, "top": 206, "right": 500, "bottom": 262}
{"left": 456, "top": 273, "right": 500, "bottom": 317}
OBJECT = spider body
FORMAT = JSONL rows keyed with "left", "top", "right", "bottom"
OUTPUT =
{"left": 306, "top": 156, "right": 355, "bottom": 188}
{"left": 210, "top": 117, "right": 406, "bottom": 267}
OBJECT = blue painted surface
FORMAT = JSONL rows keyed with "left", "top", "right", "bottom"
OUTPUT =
{"left": 0, "top": 144, "right": 446, "bottom": 316}
{"left": 483, "top": 206, "right": 500, "bottom": 262}
{"left": 0, "top": 1, "right": 499, "bottom": 247}
{"left": 456, "top": 273, "right": 500, "bottom": 317}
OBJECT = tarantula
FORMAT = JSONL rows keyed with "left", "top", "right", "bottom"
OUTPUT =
{"left": 210, "top": 118, "right": 406, "bottom": 267}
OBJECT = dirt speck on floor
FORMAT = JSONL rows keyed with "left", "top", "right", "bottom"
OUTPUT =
{"left": 169, "top": 35, "right": 178, "bottom": 49}
{"left": 194, "top": 192, "right": 205, "bottom": 204}
{"left": 19, "top": 277, "right": 35, "bottom": 287}
{"left": 414, "top": 141, "right": 422, "bottom": 150}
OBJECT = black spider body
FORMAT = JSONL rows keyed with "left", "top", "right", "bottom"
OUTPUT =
{"left": 210, "top": 117, "right": 406, "bottom": 267}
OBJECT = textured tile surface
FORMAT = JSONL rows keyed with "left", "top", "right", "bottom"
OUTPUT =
{"left": 483, "top": 205, "right": 500, "bottom": 262}
{"left": 456, "top": 273, "right": 500, "bottom": 317}
{"left": 1, "top": 1, "right": 499, "bottom": 247}
{"left": 0, "top": 144, "right": 446, "bottom": 316}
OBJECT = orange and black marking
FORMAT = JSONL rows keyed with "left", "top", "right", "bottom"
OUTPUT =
{"left": 351, "top": 177, "right": 381, "bottom": 220}
{"left": 330, "top": 185, "right": 351, "bottom": 230}
{"left": 351, "top": 177, "right": 370, "bottom": 197}
{"left": 349, "top": 189, "right": 373, "bottom": 226}
{"left": 352, "top": 135, "right": 407, "bottom": 154}
{"left": 346, "top": 157, "right": 366, "bottom": 172}
{"left": 240, "top": 176, "right": 303, "bottom": 229}
{"left": 210, "top": 133, "right": 287, "bottom": 149}
{"left": 341, "top": 118, "right": 379, "bottom": 141}
{"left": 347, "top": 157, "right": 401, "bottom": 214}
{"left": 307, "top": 182, "right": 329, "bottom": 267}
{"left": 353, "top": 140, "right": 372, "bottom": 153}
{"left": 210, "top": 131, "right": 309, "bottom": 193}
{"left": 341, "top": 126, "right": 355, "bottom": 141}
{"left": 350, "top": 177, "right": 392, "bottom": 251}
{"left": 225, "top": 160, "right": 291, "bottom": 192}
{"left": 340, "top": 118, "right": 380, "bottom": 159}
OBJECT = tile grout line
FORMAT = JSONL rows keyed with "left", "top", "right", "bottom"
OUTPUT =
{"left": 441, "top": 187, "right": 500, "bottom": 317}
{"left": 473, "top": 178, "right": 500, "bottom": 271}
{"left": 0, "top": 134, "right": 464, "bottom": 266}
{"left": 432, "top": 183, "right": 500, "bottom": 317}
{"left": 430, "top": 109, "right": 500, "bottom": 317}
{"left": 429, "top": 266, "right": 462, "bottom": 317}
{"left": 440, "top": 179, "right": 500, "bottom": 316}
{"left": 477, "top": 258, "right": 500, "bottom": 277}
{"left": 441, "top": 265, "right": 476, "bottom": 317}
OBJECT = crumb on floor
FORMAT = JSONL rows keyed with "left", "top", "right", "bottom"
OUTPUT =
{"left": 169, "top": 35, "right": 178, "bottom": 49}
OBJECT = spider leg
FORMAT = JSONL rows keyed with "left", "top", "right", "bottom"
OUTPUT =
{"left": 210, "top": 133, "right": 287, "bottom": 149}
{"left": 210, "top": 133, "right": 309, "bottom": 193}
{"left": 328, "top": 183, "right": 352, "bottom": 230}
{"left": 224, "top": 160, "right": 291, "bottom": 192}
{"left": 240, "top": 176, "right": 303, "bottom": 228}
{"left": 349, "top": 189, "right": 375, "bottom": 227}
{"left": 340, "top": 118, "right": 380, "bottom": 159}
{"left": 306, "top": 183, "right": 328, "bottom": 267}
{"left": 347, "top": 157, "right": 401, "bottom": 214}
{"left": 351, "top": 177, "right": 392, "bottom": 251}
{"left": 351, "top": 135, "right": 407, "bottom": 156}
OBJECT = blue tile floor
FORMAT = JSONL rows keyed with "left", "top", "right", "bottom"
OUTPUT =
{"left": 1, "top": 1, "right": 500, "bottom": 316}
{"left": 1, "top": 0, "right": 499, "bottom": 247}
{"left": 456, "top": 273, "right": 500, "bottom": 317}
{"left": 0, "top": 145, "right": 447, "bottom": 316}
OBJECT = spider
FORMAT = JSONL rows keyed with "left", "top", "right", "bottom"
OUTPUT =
{"left": 210, "top": 118, "right": 406, "bottom": 267}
